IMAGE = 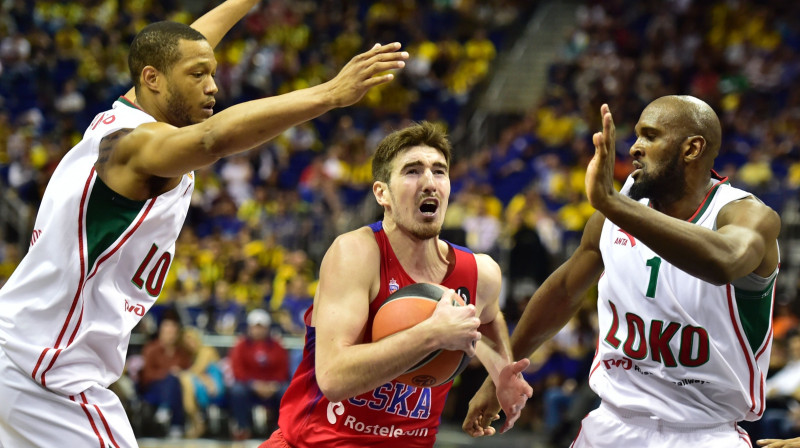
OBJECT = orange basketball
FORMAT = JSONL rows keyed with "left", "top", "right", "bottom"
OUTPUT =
{"left": 372, "top": 283, "right": 472, "bottom": 387}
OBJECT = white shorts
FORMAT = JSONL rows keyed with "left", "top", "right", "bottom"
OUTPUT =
{"left": 0, "top": 347, "right": 138, "bottom": 447}
{"left": 570, "top": 402, "right": 752, "bottom": 448}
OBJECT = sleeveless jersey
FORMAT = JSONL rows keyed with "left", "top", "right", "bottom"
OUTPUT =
{"left": 590, "top": 175, "right": 778, "bottom": 424}
{"left": 277, "top": 221, "right": 479, "bottom": 447}
{"left": 0, "top": 97, "right": 194, "bottom": 396}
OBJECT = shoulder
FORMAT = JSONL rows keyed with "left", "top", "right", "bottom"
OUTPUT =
{"left": 474, "top": 252, "right": 501, "bottom": 308}
{"left": 718, "top": 195, "right": 781, "bottom": 235}
{"left": 326, "top": 226, "right": 379, "bottom": 258}
{"left": 474, "top": 253, "right": 501, "bottom": 283}
{"left": 320, "top": 227, "right": 380, "bottom": 277}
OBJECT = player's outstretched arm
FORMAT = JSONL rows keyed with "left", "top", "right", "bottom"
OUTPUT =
{"left": 125, "top": 0, "right": 260, "bottom": 100}
{"left": 123, "top": 43, "right": 407, "bottom": 180}
{"left": 758, "top": 438, "right": 800, "bottom": 448}
{"left": 463, "top": 212, "right": 605, "bottom": 437}
{"left": 587, "top": 104, "right": 780, "bottom": 285}
{"left": 312, "top": 229, "right": 481, "bottom": 403}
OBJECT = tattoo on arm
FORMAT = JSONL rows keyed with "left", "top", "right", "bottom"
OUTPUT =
{"left": 96, "top": 128, "right": 133, "bottom": 173}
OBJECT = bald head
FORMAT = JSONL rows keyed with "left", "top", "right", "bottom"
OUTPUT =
{"left": 643, "top": 95, "right": 721, "bottom": 163}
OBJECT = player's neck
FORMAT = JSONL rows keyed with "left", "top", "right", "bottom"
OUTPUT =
{"left": 383, "top": 221, "right": 450, "bottom": 283}
{"left": 652, "top": 177, "right": 715, "bottom": 220}
{"left": 135, "top": 93, "right": 169, "bottom": 123}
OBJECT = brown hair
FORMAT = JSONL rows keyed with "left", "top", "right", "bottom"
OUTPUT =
{"left": 372, "top": 121, "right": 452, "bottom": 183}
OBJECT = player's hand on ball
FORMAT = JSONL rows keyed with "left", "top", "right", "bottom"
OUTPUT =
{"left": 429, "top": 289, "right": 480, "bottom": 357}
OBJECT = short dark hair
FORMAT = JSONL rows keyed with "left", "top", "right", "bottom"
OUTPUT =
{"left": 128, "top": 21, "right": 207, "bottom": 90}
{"left": 372, "top": 121, "right": 452, "bottom": 183}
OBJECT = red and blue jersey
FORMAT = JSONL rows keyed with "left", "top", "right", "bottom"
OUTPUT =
{"left": 276, "top": 221, "right": 478, "bottom": 447}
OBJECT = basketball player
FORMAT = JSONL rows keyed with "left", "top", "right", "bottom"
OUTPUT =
{"left": 0, "top": 3, "right": 408, "bottom": 447}
{"left": 464, "top": 96, "right": 781, "bottom": 447}
{"left": 261, "top": 122, "right": 533, "bottom": 447}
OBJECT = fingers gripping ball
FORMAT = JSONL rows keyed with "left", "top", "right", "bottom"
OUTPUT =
{"left": 372, "top": 283, "right": 472, "bottom": 388}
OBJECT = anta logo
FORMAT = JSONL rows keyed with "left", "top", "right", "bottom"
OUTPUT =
{"left": 124, "top": 299, "right": 145, "bottom": 316}
{"left": 388, "top": 278, "right": 400, "bottom": 294}
{"left": 614, "top": 229, "right": 636, "bottom": 247}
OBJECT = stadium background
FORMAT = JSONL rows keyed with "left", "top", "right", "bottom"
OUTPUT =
{"left": 1, "top": 0, "right": 799, "bottom": 446}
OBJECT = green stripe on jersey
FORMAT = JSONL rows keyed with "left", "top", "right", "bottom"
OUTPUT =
{"left": 86, "top": 176, "right": 147, "bottom": 271}
{"left": 689, "top": 180, "right": 727, "bottom": 224}
{"left": 733, "top": 278, "right": 775, "bottom": 353}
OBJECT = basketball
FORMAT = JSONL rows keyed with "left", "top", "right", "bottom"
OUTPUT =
{"left": 372, "top": 283, "right": 472, "bottom": 388}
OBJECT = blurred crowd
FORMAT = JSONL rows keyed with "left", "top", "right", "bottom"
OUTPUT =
{"left": 2, "top": 0, "right": 800, "bottom": 444}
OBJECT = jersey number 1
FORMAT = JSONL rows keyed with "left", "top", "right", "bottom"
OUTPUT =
{"left": 645, "top": 256, "right": 661, "bottom": 298}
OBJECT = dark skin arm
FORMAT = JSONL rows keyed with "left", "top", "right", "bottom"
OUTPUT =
{"left": 758, "top": 438, "right": 800, "bottom": 448}
{"left": 101, "top": 43, "right": 407, "bottom": 200}
{"left": 463, "top": 211, "right": 605, "bottom": 436}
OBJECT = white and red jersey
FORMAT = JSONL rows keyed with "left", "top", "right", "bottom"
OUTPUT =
{"left": 0, "top": 97, "right": 194, "bottom": 396}
{"left": 590, "top": 175, "right": 778, "bottom": 424}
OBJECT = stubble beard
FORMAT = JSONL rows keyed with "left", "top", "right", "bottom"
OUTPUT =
{"left": 166, "top": 84, "right": 194, "bottom": 127}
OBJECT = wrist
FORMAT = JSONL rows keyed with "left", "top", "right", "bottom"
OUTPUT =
{"left": 593, "top": 190, "right": 623, "bottom": 217}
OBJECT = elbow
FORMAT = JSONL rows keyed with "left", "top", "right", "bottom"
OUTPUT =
{"left": 317, "top": 375, "right": 349, "bottom": 403}
{"left": 703, "top": 258, "right": 743, "bottom": 286}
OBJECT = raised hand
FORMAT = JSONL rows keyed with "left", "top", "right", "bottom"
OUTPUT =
{"left": 495, "top": 358, "right": 533, "bottom": 433}
{"left": 325, "top": 42, "right": 409, "bottom": 108}
{"left": 586, "top": 103, "right": 619, "bottom": 211}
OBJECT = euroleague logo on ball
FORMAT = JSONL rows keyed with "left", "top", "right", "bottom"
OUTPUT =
{"left": 411, "top": 375, "right": 437, "bottom": 387}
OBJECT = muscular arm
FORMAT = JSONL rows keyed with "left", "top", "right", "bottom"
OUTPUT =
{"left": 597, "top": 195, "right": 779, "bottom": 284}
{"left": 510, "top": 211, "right": 605, "bottom": 359}
{"left": 124, "top": 0, "right": 259, "bottom": 100}
{"left": 110, "top": 43, "right": 406, "bottom": 198}
{"left": 313, "top": 229, "right": 480, "bottom": 403}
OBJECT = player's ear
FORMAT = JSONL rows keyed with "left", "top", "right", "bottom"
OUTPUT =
{"left": 373, "top": 181, "right": 390, "bottom": 207}
{"left": 141, "top": 66, "right": 162, "bottom": 93}
{"left": 683, "top": 135, "right": 705, "bottom": 162}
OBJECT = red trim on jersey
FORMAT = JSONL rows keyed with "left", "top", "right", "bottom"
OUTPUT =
{"left": 686, "top": 176, "right": 727, "bottom": 222}
{"left": 616, "top": 228, "right": 636, "bottom": 246}
{"left": 726, "top": 284, "right": 757, "bottom": 414}
{"left": 39, "top": 348, "right": 62, "bottom": 387}
{"left": 92, "top": 397, "right": 121, "bottom": 448}
{"left": 56, "top": 168, "right": 92, "bottom": 348}
{"left": 86, "top": 197, "right": 156, "bottom": 281}
{"left": 118, "top": 95, "right": 144, "bottom": 112}
{"left": 32, "top": 168, "right": 94, "bottom": 382}
{"left": 72, "top": 394, "right": 106, "bottom": 448}
{"left": 569, "top": 421, "right": 584, "bottom": 447}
